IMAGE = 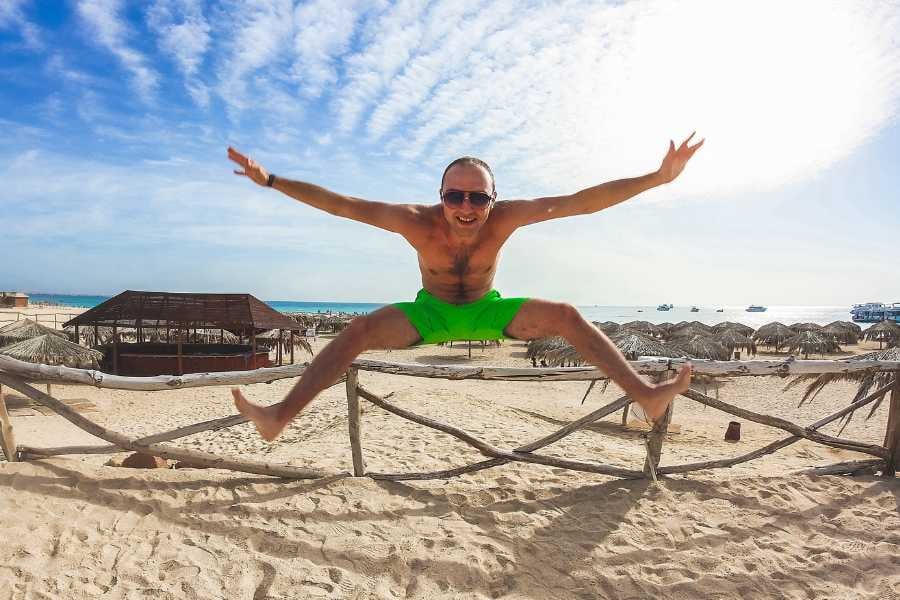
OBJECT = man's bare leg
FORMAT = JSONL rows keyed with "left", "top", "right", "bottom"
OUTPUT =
{"left": 504, "top": 299, "right": 691, "bottom": 419}
{"left": 233, "top": 306, "right": 421, "bottom": 440}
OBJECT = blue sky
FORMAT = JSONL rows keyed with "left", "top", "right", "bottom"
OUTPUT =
{"left": 2, "top": 0, "right": 899, "bottom": 305}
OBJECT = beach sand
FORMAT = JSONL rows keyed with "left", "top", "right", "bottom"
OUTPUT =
{"left": 0, "top": 317, "right": 898, "bottom": 598}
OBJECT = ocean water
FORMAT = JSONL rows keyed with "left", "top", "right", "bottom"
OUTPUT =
{"left": 27, "top": 294, "right": 863, "bottom": 328}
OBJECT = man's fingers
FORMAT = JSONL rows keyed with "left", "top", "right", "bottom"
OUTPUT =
{"left": 688, "top": 138, "right": 705, "bottom": 155}
{"left": 227, "top": 147, "right": 249, "bottom": 165}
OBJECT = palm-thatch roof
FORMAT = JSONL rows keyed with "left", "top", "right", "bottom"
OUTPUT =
{"left": 784, "top": 346, "right": 900, "bottom": 432}
{"left": 830, "top": 320, "right": 862, "bottom": 336}
{"left": 64, "top": 325, "right": 115, "bottom": 347}
{"left": 673, "top": 320, "right": 713, "bottom": 333}
{"left": 789, "top": 322, "right": 823, "bottom": 333}
{"left": 862, "top": 320, "right": 900, "bottom": 347}
{"left": 0, "top": 319, "right": 70, "bottom": 346}
{"left": 784, "top": 331, "right": 841, "bottom": 358}
{"left": 610, "top": 331, "right": 682, "bottom": 360}
{"left": 752, "top": 322, "right": 794, "bottom": 351}
{"left": 526, "top": 336, "right": 571, "bottom": 365}
{"left": 668, "top": 334, "right": 731, "bottom": 360}
{"left": 64, "top": 290, "right": 302, "bottom": 336}
{"left": 256, "top": 329, "right": 313, "bottom": 356}
{"left": 0, "top": 334, "right": 103, "bottom": 368}
{"left": 655, "top": 322, "right": 675, "bottom": 336}
{"left": 620, "top": 321, "right": 662, "bottom": 337}
{"left": 666, "top": 325, "right": 709, "bottom": 341}
{"left": 821, "top": 322, "right": 860, "bottom": 345}
{"left": 714, "top": 329, "right": 757, "bottom": 355}
{"left": 591, "top": 321, "right": 621, "bottom": 335}
{"left": 710, "top": 321, "right": 754, "bottom": 336}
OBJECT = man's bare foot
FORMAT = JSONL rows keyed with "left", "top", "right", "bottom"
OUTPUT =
{"left": 232, "top": 388, "right": 287, "bottom": 441}
{"left": 633, "top": 364, "right": 692, "bottom": 420}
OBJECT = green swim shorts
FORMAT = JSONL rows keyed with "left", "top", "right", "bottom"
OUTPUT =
{"left": 393, "top": 289, "right": 529, "bottom": 345}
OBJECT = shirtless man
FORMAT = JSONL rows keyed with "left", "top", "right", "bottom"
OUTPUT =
{"left": 229, "top": 134, "right": 703, "bottom": 441}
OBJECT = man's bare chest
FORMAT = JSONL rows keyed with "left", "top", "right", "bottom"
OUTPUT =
{"left": 417, "top": 237, "right": 502, "bottom": 280}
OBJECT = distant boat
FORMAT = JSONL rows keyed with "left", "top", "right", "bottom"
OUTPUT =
{"left": 690, "top": 306, "right": 700, "bottom": 312}
{"left": 746, "top": 305, "right": 767, "bottom": 312}
{"left": 657, "top": 303, "right": 673, "bottom": 311}
{"left": 637, "top": 309, "right": 643, "bottom": 312}
{"left": 850, "top": 302, "right": 900, "bottom": 323}
{"left": 716, "top": 308, "right": 724, "bottom": 313}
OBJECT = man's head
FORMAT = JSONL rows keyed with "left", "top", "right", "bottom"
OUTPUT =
{"left": 439, "top": 156, "right": 496, "bottom": 236}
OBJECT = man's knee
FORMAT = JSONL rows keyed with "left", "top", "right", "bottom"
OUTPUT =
{"left": 342, "top": 315, "right": 372, "bottom": 348}
{"left": 554, "top": 302, "right": 583, "bottom": 336}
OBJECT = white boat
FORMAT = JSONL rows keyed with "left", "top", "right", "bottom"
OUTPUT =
{"left": 657, "top": 303, "right": 673, "bottom": 311}
{"left": 690, "top": 306, "right": 699, "bottom": 312}
{"left": 850, "top": 302, "right": 900, "bottom": 323}
{"left": 746, "top": 305, "right": 767, "bottom": 312}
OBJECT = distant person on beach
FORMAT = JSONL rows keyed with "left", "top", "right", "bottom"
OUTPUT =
{"left": 228, "top": 135, "right": 703, "bottom": 441}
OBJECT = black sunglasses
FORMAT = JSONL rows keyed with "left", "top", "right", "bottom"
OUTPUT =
{"left": 441, "top": 190, "right": 493, "bottom": 207}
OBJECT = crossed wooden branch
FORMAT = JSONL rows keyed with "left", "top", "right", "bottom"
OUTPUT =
{"left": 0, "top": 354, "right": 897, "bottom": 479}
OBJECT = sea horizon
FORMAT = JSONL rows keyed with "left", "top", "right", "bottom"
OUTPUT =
{"left": 21, "top": 292, "right": 870, "bottom": 329}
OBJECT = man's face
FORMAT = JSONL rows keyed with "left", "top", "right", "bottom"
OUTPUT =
{"left": 440, "top": 163, "right": 495, "bottom": 236}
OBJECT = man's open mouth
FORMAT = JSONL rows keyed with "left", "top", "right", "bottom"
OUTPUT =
{"left": 457, "top": 216, "right": 476, "bottom": 224}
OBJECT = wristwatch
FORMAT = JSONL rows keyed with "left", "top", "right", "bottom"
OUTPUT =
{"left": 266, "top": 173, "right": 276, "bottom": 187}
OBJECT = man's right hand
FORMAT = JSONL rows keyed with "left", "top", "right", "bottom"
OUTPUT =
{"left": 228, "top": 146, "right": 269, "bottom": 187}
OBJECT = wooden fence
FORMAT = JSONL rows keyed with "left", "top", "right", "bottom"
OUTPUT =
{"left": 0, "top": 312, "right": 82, "bottom": 329}
{"left": 0, "top": 355, "right": 898, "bottom": 480}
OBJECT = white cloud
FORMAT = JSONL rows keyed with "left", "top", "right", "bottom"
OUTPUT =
{"left": 76, "top": 0, "right": 160, "bottom": 102}
{"left": 333, "top": 0, "right": 431, "bottom": 133}
{"left": 291, "top": 0, "right": 362, "bottom": 97}
{"left": 0, "top": 0, "right": 42, "bottom": 49}
{"left": 215, "top": 0, "right": 295, "bottom": 118}
{"left": 318, "top": 0, "right": 900, "bottom": 201}
{"left": 146, "top": 0, "right": 212, "bottom": 106}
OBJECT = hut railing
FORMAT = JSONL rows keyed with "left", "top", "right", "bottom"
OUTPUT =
{"left": 0, "top": 355, "right": 897, "bottom": 479}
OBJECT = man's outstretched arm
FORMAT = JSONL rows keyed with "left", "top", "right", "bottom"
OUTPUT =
{"left": 228, "top": 146, "right": 421, "bottom": 235}
{"left": 496, "top": 133, "right": 704, "bottom": 229}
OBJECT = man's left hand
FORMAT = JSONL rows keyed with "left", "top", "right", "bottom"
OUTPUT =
{"left": 657, "top": 132, "right": 704, "bottom": 184}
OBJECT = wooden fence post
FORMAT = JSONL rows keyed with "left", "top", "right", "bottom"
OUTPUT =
{"left": 882, "top": 371, "right": 900, "bottom": 477}
{"left": 643, "top": 369, "right": 675, "bottom": 477}
{"left": 0, "top": 388, "right": 17, "bottom": 462}
{"left": 346, "top": 368, "right": 365, "bottom": 476}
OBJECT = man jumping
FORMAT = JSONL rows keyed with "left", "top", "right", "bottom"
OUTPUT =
{"left": 229, "top": 135, "right": 703, "bottom": 441}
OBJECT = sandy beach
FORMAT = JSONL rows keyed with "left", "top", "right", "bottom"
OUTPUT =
{"left": 0, "top": 307, "right": 898, "bottom": 599}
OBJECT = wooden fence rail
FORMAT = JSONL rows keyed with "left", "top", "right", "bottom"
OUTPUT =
{"left": 0, "top": 354, "right": 897, "bottom": 479}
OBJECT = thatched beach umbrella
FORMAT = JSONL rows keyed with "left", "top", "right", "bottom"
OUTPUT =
{"left": 667, "top": 325, "right": 709, "bottom": 341}
{"left": 256, "top": 329, "right": 313, "bottom": 359}
{"left": 785, "top": 330, "right": 840, "bottom": 358}
{"left": 821, "top": 322, "right": 860, "bottom": 345}
{"left": 752, "top": 322, "right": 794, "bottom": 351}
{"left": 0, "top": 334, "right": 102, "bottom": 368}
{"left": 655, "top": 322, "right": 675, "bottom": 337}
{"left": 784, "top": 346, "right": 900, "bottom": 433}
{"left": 789, "top": 322, "right": 823, "bottom": 333}
{"left": 592, "top": 321, "right": 621, "bottom": 335}
{"left": 620, "top": 321, "right": 661, "bottom": 337}
{"left": 862, "top": 320, "right": 900, "bottom": 349}
{"left": 711, "top": 321, "right": 754, "bottom": 336}
{"left": 64, "top": 325, "right": 115, "bottom": 347}
{"left": 610, "top": 331, "right": 682, "bottom": 360}
{"left": 526, "top": 336, "right": 570, "bottom": 366}
{"left": 668, "top": 335, "right": 731, "bottom": 361}
{"left": 0, "top": 334, "right": 104, "bottom": 397}
{"left": 0, "top": 319, "right": 69, "bottom": 346}
{"left": 715, "top": 329, "right": 757, "bottom": 356}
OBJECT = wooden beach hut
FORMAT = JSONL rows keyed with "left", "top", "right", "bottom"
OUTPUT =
{"left": 0, "top": 292, "right": 28, "bottom": 308}
{"left": 63, "top": 291, "right": 304, "bottom": 376}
